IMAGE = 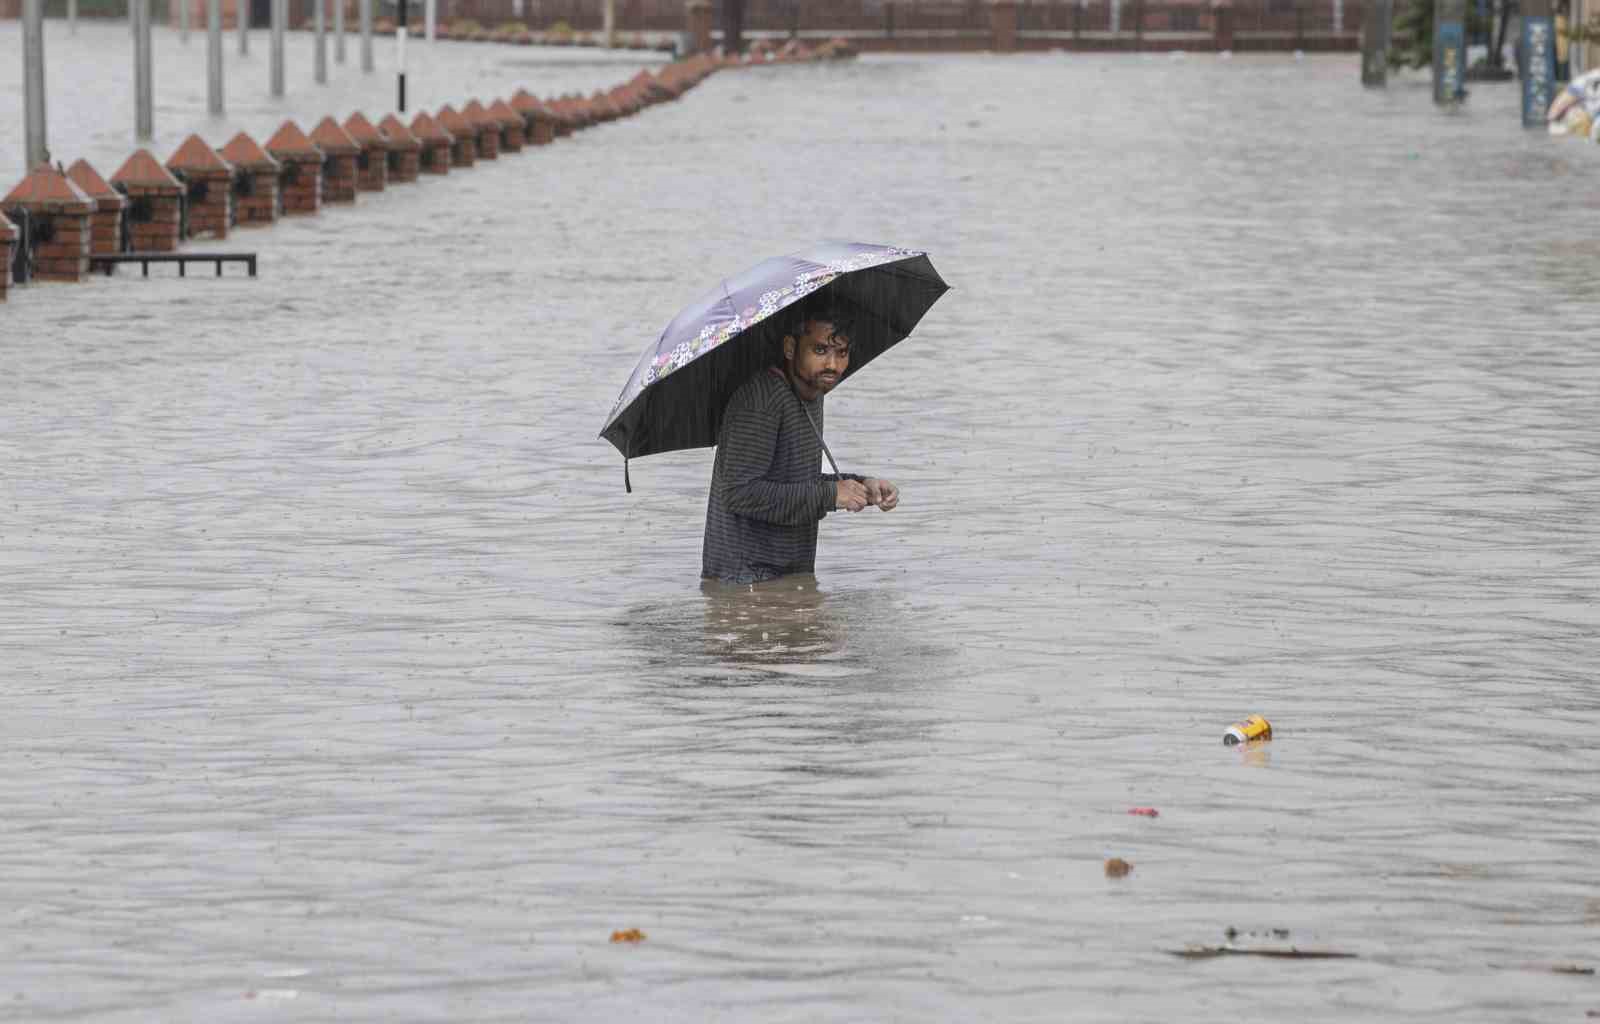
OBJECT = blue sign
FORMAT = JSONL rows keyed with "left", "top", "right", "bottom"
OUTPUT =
{"left": 1434, "top": 19, "right": 1466, "bottom": 104}
{"left": 1522, "top": 16, "right": 1556, "bottom": 127}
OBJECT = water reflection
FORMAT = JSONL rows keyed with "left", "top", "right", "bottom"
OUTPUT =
{"left": 697, "top": 574, "right": 845, "bottom": 672}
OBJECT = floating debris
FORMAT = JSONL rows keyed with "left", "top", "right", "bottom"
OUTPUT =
{"left": 1169, "top": 945, "right": 1356, "bottom": 960}
{"left": 610, "top": 928, "right": 647, "bottom": 944}
{"left": 1105, "top": 857, "right": 1133, "bottom": 878}
{"left": 1553, "top": 964, "right": 1595, "bottom": 975}
{"left": 1223, "top": 714, "right": 1272, "bottom": 746}
{"left": 1128, "top": 807, "right": 1159, "bottom": 818}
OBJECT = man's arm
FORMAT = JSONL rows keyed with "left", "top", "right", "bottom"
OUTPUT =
{"left": 716, "top": 393, "right": 836, "bottom": 525}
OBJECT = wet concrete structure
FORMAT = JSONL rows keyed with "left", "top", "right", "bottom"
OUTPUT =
{"left": 218, "top": 133, "right": 282, "bottom": 227}
{"left": 108, "top": 150, "right": 184, "bottom": 253}
{"left": 167, "top": 135, "right": 236, "bottom": 241}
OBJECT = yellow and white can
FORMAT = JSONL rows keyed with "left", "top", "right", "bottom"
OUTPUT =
{"left": 1223, "top": 714, "right": 1272, "bottom": 746}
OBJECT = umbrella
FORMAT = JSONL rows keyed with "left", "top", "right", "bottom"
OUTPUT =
{"left": 1548, "top": 69, "right": 1600, "bottom": 139}
{"left": 599, "top": 241, "right": 949, "bottom": 490}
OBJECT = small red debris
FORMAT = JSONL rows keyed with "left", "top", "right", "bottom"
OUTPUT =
{"left": 610, "top": 928, "right": 646, "bottom": 943}
{"left": 1128, "top": 807, "right": 1159, "bottom": 817}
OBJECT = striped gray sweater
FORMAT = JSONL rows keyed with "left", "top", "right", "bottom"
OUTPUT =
{"left": 701, "top": 369, "right": 862, "bottom": 584}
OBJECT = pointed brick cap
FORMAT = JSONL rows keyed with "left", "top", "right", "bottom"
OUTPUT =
{"left": 167, "top": 133, "right": 235, "bottom": 177}
{"left": 265, "top": 120, "right": 322, "bottom": 161}
{"left": 343, "top": 111, "right": 392, "bottom": 150}
{"left": 410, "top": 111, "right": 453, "bottom": 143}
{"left": 437, "top": 105, "right": 475, "bottom": 135}
{"left": 4, "top": 163, "right": 95, "bottom": 215}
{"left": 510, "top": 89, "right": 545, "bottom": 113}
{"left": 377, "top": 114, "right": 423, "bottom": 150}
{"left": 66, "top": 159, "right": 123, "bottom": 203}
{"left": 488, "top": 99, "right": 523, "bottom": 128}
{"left": 463, "top": 99, "right": 499, "bottom": 128}
{"left": 110, "top": 149, "right": 184, "bottom": 192}
{"left": 0, "top": 209, "right": 16, "bottom": 242}
{"left": 219, "top": 132, "right": 281, "bottom": 174}
{"left": 310, "top": 117, "right": 360, "bottom": 156}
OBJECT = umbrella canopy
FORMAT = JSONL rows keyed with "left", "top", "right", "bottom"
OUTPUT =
{"left": 1548, "top": 69, "right": 1600, "bottom": 139}
{"left": 599, "top": 242, "right": 949, "bottom": 477}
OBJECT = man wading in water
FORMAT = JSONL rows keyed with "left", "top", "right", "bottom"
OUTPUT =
{"left": 701, "top": 315, "right": 899, "bottom": 585}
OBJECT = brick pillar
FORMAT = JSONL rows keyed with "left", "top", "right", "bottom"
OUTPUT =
{"left": 343, "top": 113, "right": 391, "bottom": 192}
{"left": 686, "top": 0, "right": 713, "bottom": 55}
{"left": 167, "top": 135, "right": 235, "bottom": 240}
{"left": 511, "top": 91, "right": 553, "bottom": 144}
{"left": 219, "top": 133, "right": 281, "bottom": 226}
{"left": 990, "top": 0, "right": 1018, "bottom": 51}
{"left": 490, "top": 100, "right": 525, "bottom": 151}
{"left": 438, "top": 107, "right": 478, "bottom": 166}
{"left": 266, "top": 121, "right": 325, "bottom": 215}
{"left": 109, "top": 150, "right": 184, "bottom": 253}
{"left": 1212, "top": 0, "right": 1234, "bottom": 50}
{"left": 3, "top": 165, "right": 96, "bottom": 282}
{"left": 65, "top": 160, "right": 127, "bottom": 257}
{"left": 310, "top": 118, "right": 361, "bottom": 203}
{"left": 464, "top": 101, "right": 501, "bottom": 159}
{"left": 409, "top": 113, "right": 454, "bottom": 175}
{"left": 378, "top": 115, "right": 423, "bottom": 182}
{"left": 0, "top": 211, "right": 14, "bottom": 301}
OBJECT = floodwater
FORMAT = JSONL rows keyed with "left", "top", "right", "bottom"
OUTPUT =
{"left": 3, "top": 29, "right": 1600, "bottom": 1023}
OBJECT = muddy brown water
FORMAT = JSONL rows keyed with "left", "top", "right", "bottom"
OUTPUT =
{"left": 2, "top": 28, "right": 1599, "bottom": 1022}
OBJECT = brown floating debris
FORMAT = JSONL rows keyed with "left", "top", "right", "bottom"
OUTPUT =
{"left": 1104, "top": 857, "right": 1132, "bottom": 879}
{"left": 609, "top": 928, "right": 646, "bottom": 944}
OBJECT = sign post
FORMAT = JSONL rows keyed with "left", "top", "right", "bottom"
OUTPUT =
{"left": 1433, "top": 0, "right": 1466, "bottom": 104}
{"left": 398, "top": 0, "right": 409, "bottom": 112}
{"left": 1521, "top": 0, "right": 1556, "bottom": 126}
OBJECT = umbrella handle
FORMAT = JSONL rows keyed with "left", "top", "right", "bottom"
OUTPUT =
{"left": 796, "top": 397, "right": 843, "bottom": 480}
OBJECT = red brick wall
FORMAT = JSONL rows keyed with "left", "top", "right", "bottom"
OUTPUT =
{"left": 355, "top": 148, "right": 388, "bottom": 192}
{"left": 421, "top": 142, "right": 452, "bottom": 174}
{"left": 124, "top": 189, "right": 183, "bottom": 252}
{"left": 387, "top": 151, "right": 422, "bottom": 183}
{"left": 321, "top": 155, "right": 358, "bottom": 203}
{"left": 234, "top": 173, "right": 279, "bottom": 225}
{"left": 183, "top": 173, "right": 234, "bottom": 240}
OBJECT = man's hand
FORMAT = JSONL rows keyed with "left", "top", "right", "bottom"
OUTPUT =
{"left": 835, "top": 480, "right": 869, "bottom": 512}
{"left": 864, "top": 478, "right": 899, "bottom": 511}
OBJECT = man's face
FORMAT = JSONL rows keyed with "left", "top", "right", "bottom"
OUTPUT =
{"left": 784, "top": 319, "right": 851, "bottom": 400}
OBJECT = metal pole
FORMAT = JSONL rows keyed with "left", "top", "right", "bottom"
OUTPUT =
{"left": 271, "top": 0, "right": 285, "bottom": 96}
{"left": 239, "top": 0, "right": 250, "bottom": 54}
{"left": 335, "top": 0, "right": 346, "bottom": 63}
{"left": 69, "top": 0, "right": 78, "bottom": 35}
{"left": 315, "top": 0, "right": 327, "bottom": 82}
{"left": 425, "top": 0, "right": 435, "bottom": 43}
{"left": 1333, "top": 0, "right": 1343, "bottom": 34}
{"left": 360, "top": 0, "right": 373, "bottom": 71}
{"left": 398, "top": 0, "right": 408, "bottom": 110}
{"left": 23, "top": 0, "right": 48, "bottom": 169}
{"left": 604, "top": 0, "right": 615, "bottom": 47}
{"left": 134, "top": 0, "right": 154, "bottom": 140}
{"left": 1360, "top": 0, "right": 1389, "bottom": 85}
{"left": 208, "top": 0, "right": 224, "bottom": 113}
{"left": 181, "top": 0, "right": 191, "bottom": 43}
